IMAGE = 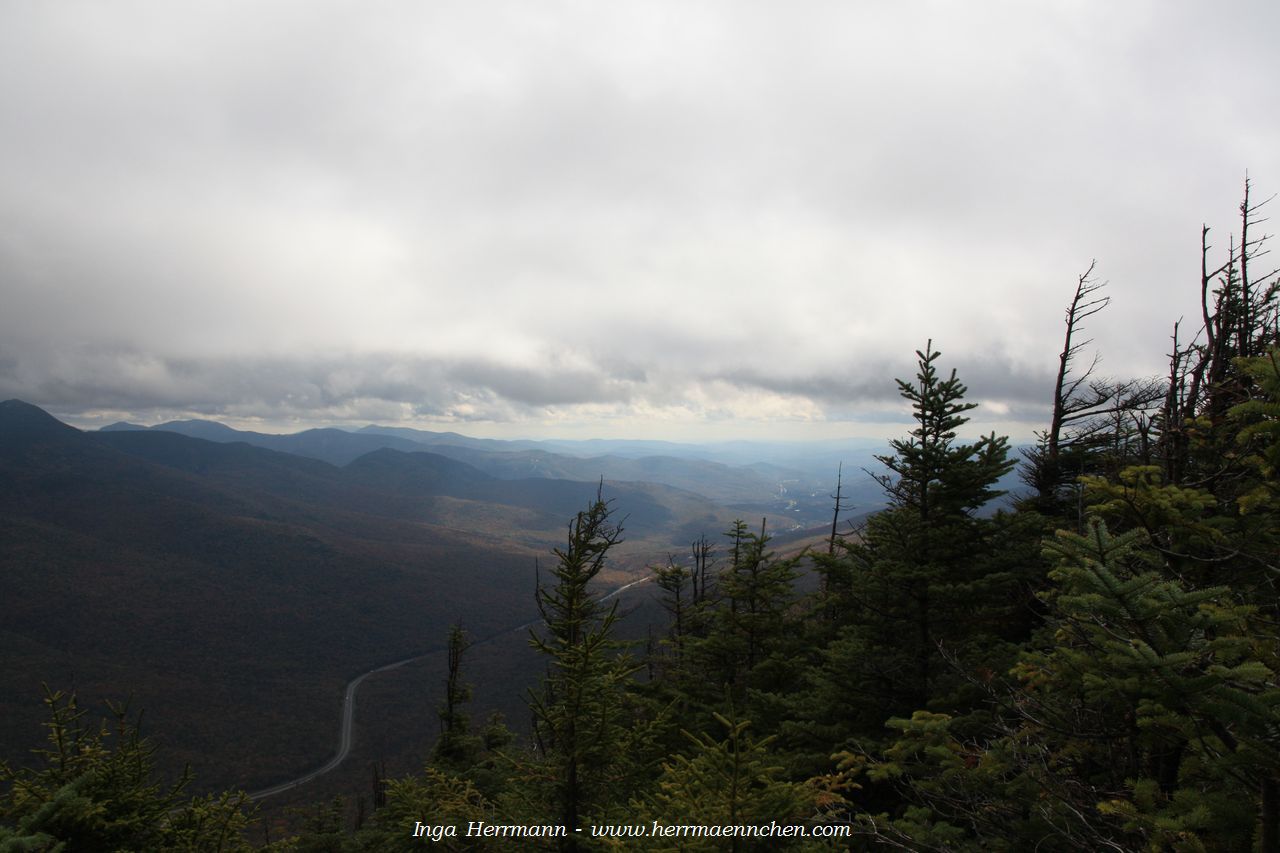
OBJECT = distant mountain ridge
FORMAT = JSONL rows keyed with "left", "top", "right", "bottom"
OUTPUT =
{"left": 0, "top": 400, "right": 741, "bottom": 793}
{"left": 0, "top": 398, "right": 84, "bottom": 448}
{"left": 99, "top": 415, "right": 814, "bottom": 507}
{"left": 102, "top": 419, "right": 428, "bottom": 465}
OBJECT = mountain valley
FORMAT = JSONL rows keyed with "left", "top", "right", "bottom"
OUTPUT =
{"left": 1, "top": 399, "right": 873, "bottom": 795}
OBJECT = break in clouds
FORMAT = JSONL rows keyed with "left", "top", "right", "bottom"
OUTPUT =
{"left": 1, "top": 1, "right": 1277, "bottom": 437}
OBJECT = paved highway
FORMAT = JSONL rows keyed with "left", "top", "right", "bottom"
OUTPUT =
{"left": 247, "top": 574, "right": 652, "bottom": 800}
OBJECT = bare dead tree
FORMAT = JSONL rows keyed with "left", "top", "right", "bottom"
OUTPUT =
{"left": 1162, "top": 320, "right": 1188, "bottom": 483}
{"left": 1048, "top": 262, "right": 1109, "bottom": 461}
{"left": 1024, "top": 264, "right": 1164, "bottom": 510}
{"left": 1186, "top": 178, "right": 1280, "bottom": 421}
{"left": 689, "top": 533, "right": 715, "bottom": 607}
{"left": 828, "top": 461, "right": 851, "bottom": 556}
{"left": 1159, "top": 178, "right": 1280, "bottom": 491}
{"left": 1024, "top": 263, "right": 1107, "bottom": 507}
{"left": 654, "top": 554, "right": 688, "bottom": 659}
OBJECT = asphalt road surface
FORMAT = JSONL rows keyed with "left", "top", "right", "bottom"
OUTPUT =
{"left": 247, "top": 574, "right": 652, "bottom": 800}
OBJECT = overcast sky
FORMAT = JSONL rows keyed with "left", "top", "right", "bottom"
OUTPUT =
{"left": 1, "top": 1, "right": 1277, "bottom": 441}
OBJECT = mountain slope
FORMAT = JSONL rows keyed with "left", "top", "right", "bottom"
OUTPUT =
{"left": 0, "top": 403, "right": 540, "bottom": 791}
{"left": 108, "top": 418, "right": 428, "bottom": 466}
{"left": 0, "top": 401, "right": 743, "bottom": 792}
{"left": 106, "top": 417, "right": 803, "bottom": 506}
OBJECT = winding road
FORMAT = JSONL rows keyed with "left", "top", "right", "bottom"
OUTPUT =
{"left": 247, "top": 574, "right": 652, "bottom": 800}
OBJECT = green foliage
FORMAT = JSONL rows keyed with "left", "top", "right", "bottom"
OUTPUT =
{"left": 1223, "top": 349, "right": 1280, "bottom": 583}
{"left": 282, "top": 797, "right": 356, "bottom": 853}
{"left": 791, "top": 344, "right": 1034, "bottom": 778}
{"left": 836, "top": 709, "right": 1129, "bottom": 851}
{"left": 1233, "top": 349, "right": 1280, "bottom": 487}
{"left": 690, "top": 521, "right": 801, "bottom": 703}
{"left": 432, "top": 623, "right": 483, "bottom": 770}
{"left": 872, "top": 341, "right": 1014, "bottom": 521}
{"left": 1023, "top": 518, "right": 1280, "bottom": 849}
{"left": 652, "top": 537, "right": 716, "bottom": 667}
{"left": 635, "top": 711, "right": 815, "bottom": 852}
{"left": 856, "top": 518, "right": 1280, "bottom": 850}
{"left": 357, "top": 768, "right": 496, "bottom": 852}
{"left": 520, "top": 491, "right": 652, "bottom": 840}
{"left": 0, "top": 687, "right": 253, "bottom": 852}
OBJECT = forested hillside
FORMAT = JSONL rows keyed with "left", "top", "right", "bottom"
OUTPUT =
{"left": 0, "top": 406, "right": 740, "bottom": 797}
{"left": 3, "top": 186, "right": 1279, "bottom": 850}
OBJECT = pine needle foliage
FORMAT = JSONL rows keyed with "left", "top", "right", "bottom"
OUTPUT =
{"left": 0, "top": 687, "right": 253, "bottom": 852}
{"left": 524, "top": 490, "right": 644, "bottom": 845}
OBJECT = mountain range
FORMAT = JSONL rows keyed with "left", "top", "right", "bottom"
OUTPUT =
{"left": 3, "top": 399, "right": 869, "bottom": 793}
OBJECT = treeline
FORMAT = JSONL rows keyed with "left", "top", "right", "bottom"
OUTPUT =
{"left": 3, "top": 182, "right": 1280, "bottom": 850}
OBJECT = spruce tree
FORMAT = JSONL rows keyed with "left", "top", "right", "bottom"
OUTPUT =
{"left": 432, "top": 622, "right": 479, "bottom": 768}
{"left": 795, "top": 343, "right": 1031, "bottom": 771}
{"left": 637, "top": 710, "right": 814, "bottom": 853}
{"left": 673, "top": 519, "right": 805, "bottom": 745}
{"left": 524, "top": 491, "right": 640, "bottom": 846}
{"left": 0, "top": 688, "right": 253, "bottom": 852}
{"left": 852, "top": 519, "right": 1280, "bottom": 850}
{"left": 871, "top": 340, "right": 1013, "bottom": 521}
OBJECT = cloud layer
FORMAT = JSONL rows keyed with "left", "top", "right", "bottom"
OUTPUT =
{"left": 1, "top": 1, "right": 1276, "bottom": 438}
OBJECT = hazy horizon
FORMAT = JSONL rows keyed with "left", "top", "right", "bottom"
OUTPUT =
{"left": 42, "top": 402, "right": 1035, "bottom": 446}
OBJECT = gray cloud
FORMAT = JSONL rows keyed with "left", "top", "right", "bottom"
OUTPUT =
{"left": 0, "top": 1, "right": 1276, "bottom": 438}
{"left": 719, "top": 350, "right": 1059, "bottom": 412}
{"left": 0, "top": 340, "right": 1067, "bottom": 439}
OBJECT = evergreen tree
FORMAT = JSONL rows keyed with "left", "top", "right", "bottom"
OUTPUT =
{"left": 523, "top": 491, "right": 644, "bottom": 847}
{"left": 850, "top": 519, "right": 1280, "bottom": 850}
{"left": 672, "top": 519, "right": 806, "bottom": 747}
{"left": 801, "top": 345, "right": 1026, "bottom": 747}
{"left": 0, "top": 688, "right": 254, "bottom": 852}
{"left": 636, "top": 711, "right": 815, "bottom": 853}
{"left": 871, "top": 340, "right": 1014, "bottom": 523}
{"left": 708, "top": 520, "right": 800, "bottom": 698}
{"left": 857, "top": 187, "right": 1280, "bottom": 849}
{"left": 654, "top": 555, "right": 693, "bottom": 666}
{"left": 432, "top": 622, "right": 480, "bottom": 768}
{"left": 359, "top": 768, "right": 498, "bottom": 852}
